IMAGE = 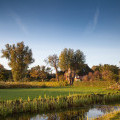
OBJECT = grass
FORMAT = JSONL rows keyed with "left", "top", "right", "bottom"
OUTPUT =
{"left": 111, "top": 113, "right": 120, "bottom": 120}
{"left": 0, "top": 81, "right": 120, "bottom": 117}
{"left": 0, "top": 85, "right": 117, "bottom": 100}
{"left": 1, "top": 92, "right": 120, "bottom": 117}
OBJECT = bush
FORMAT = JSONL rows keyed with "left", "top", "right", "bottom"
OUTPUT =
{"left": 0, "top": 81, "right": 68, "bottom": 88}
{"left": 82, "top": 75, "right": 89, "bottom": 81}
{"left": 50, "top": 78, "right": 57, "bottom": 82}
{"left": 82, "top": 70, "right": 118, "bottom": 82}
{"left": 59, "top": 75, "right": 66, "bottom": 81}
{"left": 101, "top": 70, "right": 118, "bottom": 81}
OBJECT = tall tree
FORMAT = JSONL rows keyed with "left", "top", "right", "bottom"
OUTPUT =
{"left": 59, "top": 48, "right": 85, "bottom": 84}
{"left": 59, "top": 48, "right": 74, "bottom": 72}
{"left": 45, "top": 54, "right": 59, "bottom": 81}
{"left": 72, "top": 49, "right": 85, "bottom": 71}
{"left": 40, "top": 66, "right": 47, "bottom": 81}
{"left": 1, "top": 42, "right": 34, "bottom": 81}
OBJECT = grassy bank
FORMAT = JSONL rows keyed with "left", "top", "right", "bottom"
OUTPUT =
{"left": 0, "top": 81, "right": 119, "bottom": 118}
{"left": 1, "top": 92, "right": 120, "bottom": 117}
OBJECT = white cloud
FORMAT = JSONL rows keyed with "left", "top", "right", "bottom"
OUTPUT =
{"left": 84, "top": 8, "right": 100, "bottom": 34}
{"left": 93, "top": 8, "right": 99, "bottom": 30}
{"left": 10, "top": 12, "right": 28, "bottom": 35}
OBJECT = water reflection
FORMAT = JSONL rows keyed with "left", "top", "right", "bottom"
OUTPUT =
{"left": 87, "top": 108, "right": 104, "bottom": 119}
{"left": 1, "top": 105, "right": 120, "bottom": 120}
{"left": 30, "top": 108, "right": 88, "bottom": 120}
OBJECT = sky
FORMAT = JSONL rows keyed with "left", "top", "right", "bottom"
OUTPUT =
{"left": 0, "top": 0, "right": 120, "bottom": 70}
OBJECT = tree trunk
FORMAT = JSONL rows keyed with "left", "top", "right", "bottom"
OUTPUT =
{"left": 55, "top": 67, "right": 59, "bottom": 82}
{"left": 68, "top": 68, "right": 72, "bottom": 85}
{"left": 71, "top": 70, "right": 75, "bottom": 85}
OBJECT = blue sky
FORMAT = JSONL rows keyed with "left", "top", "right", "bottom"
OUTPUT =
{"left": 0, "top": 0, "right": 120, "bottom": 69}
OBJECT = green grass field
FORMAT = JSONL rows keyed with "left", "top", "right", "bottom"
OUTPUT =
{"left": 0, "top": 86, "right": 117, "bottom": 100}
{"left": 0, "top": 81, "right": 120, "bottom": 118}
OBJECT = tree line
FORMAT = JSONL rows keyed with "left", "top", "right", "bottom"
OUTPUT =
{"left": 0, "top": 42, "right": 119, "bottom": 84}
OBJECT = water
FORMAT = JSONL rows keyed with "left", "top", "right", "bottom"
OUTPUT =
{"left": 2, "top": 105, "right": 120, "bottom": 120}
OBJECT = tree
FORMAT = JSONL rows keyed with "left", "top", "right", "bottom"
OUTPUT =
{"left": 59, "top": 48, "right": 85, "bottom": 84}
{"left": 0, "top": 64, "right": 5, "bottom": 81}
{"left": 40, "top": 66, "right": 47, "bottom": 81}
{"left": 30, "top": 65, "right": 41, "bottom": 80}
{"left": 45, "top": 54, "right": 59, "bottom": 81}
{"left": 0, "top": 64, "right": 12, "bottom": 81}
{"left": 0, "top": 64, "right": 5, "bottom": 70}
{"left": 92, "top": 64, "right": 119, "bottom": 81}
{"left": 72, "top": 49, "right": 85, "bottom": 71}
{"left": 76, "top": 64, "right": 93, "bottom": 76}
{"left": 30, "top": 65, "right": 51, "bottom": 81}
{"left": 1, "top": 42, "right": 34, "bottom": 81}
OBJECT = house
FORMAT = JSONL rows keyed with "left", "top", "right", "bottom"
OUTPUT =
{"left": 74, "top": 75, "right": 83, "bottom": 82}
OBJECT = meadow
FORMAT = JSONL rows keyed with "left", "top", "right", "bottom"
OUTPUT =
{"left": 0, "top": 81, "right": 120, "bottom": 118}
{"left": 0, "top": 81, "right": 116, "bottom": 100}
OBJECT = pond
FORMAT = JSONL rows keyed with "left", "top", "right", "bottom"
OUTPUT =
{"left": 1, "top": 104, "right": 120, "bottom": 120}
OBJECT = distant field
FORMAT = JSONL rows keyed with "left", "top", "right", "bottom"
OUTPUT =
{"left": 0, "top": 83, "right": 117, "bottom": 100}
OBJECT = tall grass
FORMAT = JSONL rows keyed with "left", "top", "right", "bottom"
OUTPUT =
{"left": 0, "top": 81, "right": 115, "bottom": 89}
{"left": 0, "top": 81, "right": 68, "bottom": 88}
{"left": 0, "top": 92, "right": 120, "bottom": 117}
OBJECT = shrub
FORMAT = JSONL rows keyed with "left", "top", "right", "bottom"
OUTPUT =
{"left": 0, "top": 81, "right": 68, "bottom": 88}
{"left": 50, "top": 78, "right": 57, "bottom": 82}
{"left": 59, "top": 75, "right": 66, "bottom": 81}
{"left": 101, "top": 70, "right": 117, "bottom": 81}
{"left": 82, "top": 75, "right": 89, "bottom": 81}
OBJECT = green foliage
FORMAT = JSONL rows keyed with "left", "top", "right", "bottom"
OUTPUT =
{"left": 45, "top": 54, "right": 59, "bottom": 81}
{"left": 50, "top": 78, "right": 57, "bottom": 82}
{"left": 92, "top": 64, "right": 119, "bottom": 75}
{"left": 59, "top": 48, "right": 85, "bottom": 84}
{"left": 29, "top": 65, "right": 41, "bottom": 79}
{"left": 58, "top": 75, "right": 66, "bottom": 81}
{"left": 59, "top": 48, "right": 74, "bottom": 71}
{"left": 59, "top": 48, "right": 85, "bottom": 72}
{"left": 82, "top": 71, "right": 102, "bottom": 81}
{"left": 76, "top": 64, "right": 93, "bottom": 76}
{"left": 1, "top": 42, "right": 34, "bottom": 81}
{"left": 46, "top": 54, "right": 59, "bottom": 68}
{"left": 92, "top": 64, "right": 119, "bottom": 82}
{"left": 0, "top": 70, "right": 12, "bottom": 82}
{"left": 29, "top": 65, "right": 51, "bottom": 81}
{"left": 0, "top": 64, "right": 12, "bottom": 81}
{"left": 0, "top": 81, "right": 68, "bottom": 89}
{"left": 72, "top": 49, "right": 85, "bottom": 71}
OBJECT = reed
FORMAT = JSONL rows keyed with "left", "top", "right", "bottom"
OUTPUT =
{"left": 0, "top": 92, "right": 120, "bottom": 117}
